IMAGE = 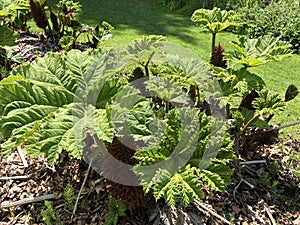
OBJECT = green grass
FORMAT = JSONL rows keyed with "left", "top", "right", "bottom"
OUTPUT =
{"left": 78, "top": 0, "right": 238, "bottom": 60}
{"left": 49, "top": 0, "right": 294, "bottom": 138}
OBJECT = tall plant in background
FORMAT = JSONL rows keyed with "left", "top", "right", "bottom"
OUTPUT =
{"left": 29, "top": 0, "right": 113, "bottom": 48}
{"left": 0, "top": 0, "right": 31, "bottom": 30}
{"left": 191, "top": 7, "right": 239, "bottom": 54}
{"left": 29, "top": 0, "right": 81, "bottom": 38}
{"left": 212, "top": 35, "right": 297, "bottom": 140}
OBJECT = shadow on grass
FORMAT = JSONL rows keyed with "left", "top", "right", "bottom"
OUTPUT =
{"left": 78, "top": 0, "right": 198, "bottom": 45}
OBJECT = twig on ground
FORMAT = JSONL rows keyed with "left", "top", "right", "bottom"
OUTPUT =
{"left": 193, "top": 199, "right": 231, "bottom": 225}
{"left": 246, "top": 204, "right": 266, "bottom": 224}
{"left": 241, "top": 178, "right": 255, "bottom": 189}
{"left": 240, "top": 160, "right": 267, "bottom": 165}
{"left": 0, "top": 193, "right": 59, "bottom": 209}
{"left": 71, "top": 159, "right": 92, "bottom": 220}
{"left": 264, "top": 204, "right": 276, "bottom": 225}
{"left": 233, "top": 179, "right": 242, "bottom": 203}
{"left": 0, "top": 175, "right": 30, "bottom": 180}
{"left": 236, "top": 171, "right": 255, "bottom": 189}
{"left": 17, "top": 145, "right": 28, "bottom": 168}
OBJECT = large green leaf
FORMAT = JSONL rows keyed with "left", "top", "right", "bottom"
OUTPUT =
{"left": 24, "top": 104, "right": 113, "bottom": 165}
{"left": 227, "top": 36, "right": 292, "bottom": 68}
{"left": 152, "top": 165, "right": 203, "bottom": 207}
{"left": 12, "top": 50, "right": 96, "bottom": 93}
{"left": 191, "top": 7, "right": 239, "bottom": 34}
{"left": 253, "top": 89, "right": 286, "bottom": 116}
{"left": 0, "top": 50, "right": 116, "bottom": 163}
{"left": 199, "top": 169, "right": 225, "bottom": 192}
{"left": 0, "top": 27, "right": 19, "bottom": 46}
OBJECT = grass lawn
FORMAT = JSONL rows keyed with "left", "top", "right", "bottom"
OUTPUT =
{"left": 78, "top": 0, "right": 300, "bottom": 138}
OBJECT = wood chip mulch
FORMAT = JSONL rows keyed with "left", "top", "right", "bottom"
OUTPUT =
{"left": 1, "top": 136, "right": 299, "bottom": 225}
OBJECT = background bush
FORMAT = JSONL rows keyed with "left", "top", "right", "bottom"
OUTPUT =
{"left": 238, "top": 0, "right": 300, "bottom": 53}
{"left": 151, "top": 0, "right": 266, "bottom": 14}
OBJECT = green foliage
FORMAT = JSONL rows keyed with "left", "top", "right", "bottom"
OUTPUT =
{"left": 0, "top": 45, "right": 22, "bottom": 80}
{"left": 44, "top": 200, "right": 56, "bottom": 220}
{"left": 64, "top": 182, "right": 74, "bottom": 209}
{"left": 212, "top": 33, "right": 296, "bottom": 134}
{"left": 191, "top": 7, "right": 238, "bottom": 34}
{"left": 0, "top": 50, "right": 115, "bottom": 165}
{"left": 41, "top": 200, "right": 64, "bottom": 225}
{"left": 134, "top": 108, "right": 235, "bottom": 207}
{"left": 0, "top": 0, "right": 30, "bottom": 30}
{"left": 226, "top": 36, "right": 292, "bottom": 68}
{"left": 252, "top": 89, "right": 285, "bottom": 116}
{"left": 191, "top": 7, "right": 239, "bottom": 52}
{"left": 0, "top": 26, "right": 19, "bottom": 46}
{"left": 0, "top": 37, "right": 236, "bottom": 209}
{"left": 152, "top": 0, "right": 232, "bottom": 14}
{"left": 29, "top": 0, "right": 80, "bottom": 37}
{"left": 151, "top": 166, "right": 203, "bottom": 207}
{"left": 214, "top": 67, "right": 265, "bottom": 108}
{"left": 233, "top": 107, "right": 268, "bottom": 129}
{"left": 237, "top": 0, "right": 300, "bottom": 52}
{"left": 28, "top": 0, "right": 113, "bottom": 48}
{"left": 227, "top": 0, "right": 264, "bottom": 9}
{"left": 104, "top": 198, "right": 126, "bottom": 225}
{"left": 59, "top": 35, "right": 74, "bottom": 51}
{"left": 40, "top": 209, "right": 52, "bottom": 225}
{"left": 0, "top": 24, "right": 21, "bottom": 80}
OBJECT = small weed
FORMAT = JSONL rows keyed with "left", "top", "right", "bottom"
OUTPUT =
{"left": 64, "top": 182, "right": 74, "bottom": 209}
{"left": 40, "top": 200, "right": 64, "bottom": 225}
{"left": 104, "top": 198, "right": 127, "bottom": 225}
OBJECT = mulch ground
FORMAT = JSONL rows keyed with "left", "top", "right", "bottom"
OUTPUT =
{"left": 1, "top": 136, "right": 299, "bottom": 225}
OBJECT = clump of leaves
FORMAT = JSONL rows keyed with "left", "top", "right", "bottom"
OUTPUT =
{"left": 28, "top": 0, "right": 113, "bottom": 48}
{"left": 226, "top": 35, "right": 292, "bottom": 68}
{"left": 237, "top": 0, "right": 300, "bottom": 52}
{"left": 0, "top": 49, "right": 115, "bottom": 164}
{"left": 104, "top": 198, "right": 126, "bottom": 225}
{"left": 0, "top": 0, "right": 31, "bottom": 30}
{"left": 0, "top": 37, "right": 235, "bottom": 210}
{"left": 191, "top": 7, "right": 239, "bottom": 52}
{"left": 211, "top": 34, "right": 298, "bottom": 153}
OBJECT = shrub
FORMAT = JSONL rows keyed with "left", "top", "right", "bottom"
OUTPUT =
{"left": 151, "top": 0, "right": 229, "bottom": 14}
{"left": 237, "top": 0, "right": 300, "bottom": 52}
{"left": 151, "top": 0, "right": 266, "bottom": 14}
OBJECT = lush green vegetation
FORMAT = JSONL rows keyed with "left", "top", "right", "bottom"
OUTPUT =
{"left": 77, "top": 0, "right": 300, "bottom": 138}
{"left": 0, "top": 0, "right": 299, "bottom": 224}
{"left": 238, "top": 0, "right": 300, "bottom": 53}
